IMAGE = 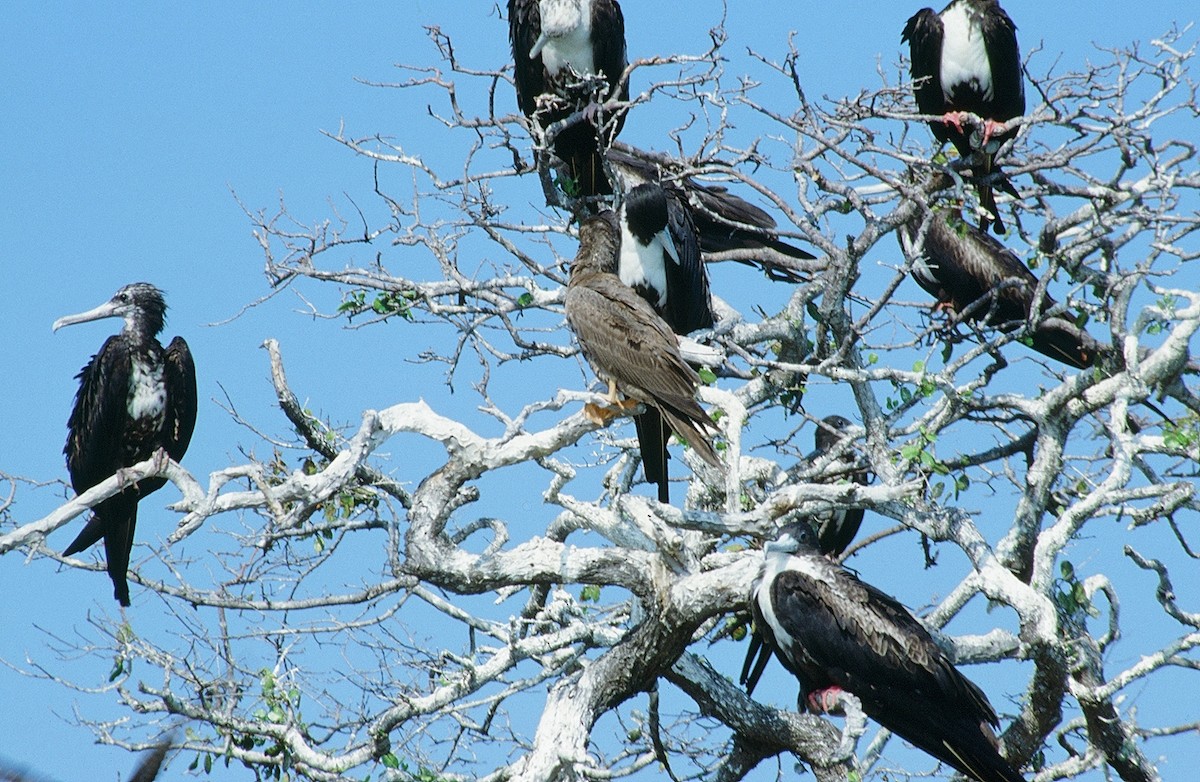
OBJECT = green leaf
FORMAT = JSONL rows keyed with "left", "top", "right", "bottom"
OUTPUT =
{"left": 697, "top": 366, "right": 717, "bottom": 384}
{"left": 516, "top": 292, "right": 534, "bottom": 308}
{"left": 382, "top": 753, "right": 400, "bottom": 770}
{"left": 1060, "top": 560, "right": 1075, "bottom": 581}
{"left": 580, "top": 584, "right": 602, "bottom": 602}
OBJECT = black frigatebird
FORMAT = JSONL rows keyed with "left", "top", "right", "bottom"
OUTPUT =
{"left": 900, "top": 208, "right": 1098, "bottom": 369}
{"left": 903, "top": 0, "right": 1025, "bottom": 234}
{"left": 509, "top": 0, "right": 628, "bottom": 197}
{"left": 55, "top": 283, "right": 197, "bottom": 606}
{"left": 565, "top": 211, "right": 722, "bottom": 475}
{"left": 805, "top": 414, "right": 869, "bottom": 557}
{"left": 617, "top": 182, "right": 715, "bottom": 502}
{"left": 742, "top": 523, "right": 1025, "bottom": 782}
{"left": 607, "top": 141, "right": 819, "bottom": 279}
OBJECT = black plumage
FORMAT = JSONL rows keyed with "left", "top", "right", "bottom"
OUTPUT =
{"left": 565, "top": 211, "right": 722, "bottom": 474}
{"left": 509, "top": 0, "right": 628, "bottom": 196}
{"left": 608, "top": 142, "right": 818, "bottom": 279}
{"left": 617, "top": 183, "right": 715, "bottom": 502}
{"left": 55, "top": 283, "right": 197, "bottom": 606}
{"left": 903, "top": 0, "right": 1025, "bottom": 233}
{"left": 806, "top": 415, "right": 868, "bottom": 557}
{"left": 742, "top": 523, "right": 1025, "bottom": 782}
{"left": 900, "top": 208, "right": 1098, "bottom": 368}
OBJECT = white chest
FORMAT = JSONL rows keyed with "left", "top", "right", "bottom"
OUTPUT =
{"left": 618, "top": 221, "right": 669, "bottom": 309}
{"left": 753, "top": 551, "right": 832, "bottom": 655}
{"left": 939, "top": 3, "right": 992, "bottom": 100}
{"left": 128, "top": 358, "right": 167, "bottom": 422}
{"left": 539, "top": 0, "right": 596, "bottom": 76}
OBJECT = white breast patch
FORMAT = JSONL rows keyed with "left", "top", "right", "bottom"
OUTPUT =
{"left": 939, "top": 2, "right": 992, "bottom": 101}
{"left": 128, "top": 358, "right": 167, "bottom": 422}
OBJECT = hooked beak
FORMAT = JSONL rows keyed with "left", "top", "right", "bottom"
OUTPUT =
{"left": 52, "top": 299, "right": 121, "bottom": 333}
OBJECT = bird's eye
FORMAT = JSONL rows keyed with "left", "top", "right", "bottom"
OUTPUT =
{"left": 117, "top": 293, "right": 130, "bottom": 302}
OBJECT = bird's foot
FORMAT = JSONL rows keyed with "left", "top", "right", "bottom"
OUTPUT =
{"left": 150, "top": 447, "right": 172, "bottom": 473}
{"left": 805, "top": 686, "right": 846, "bottom": 715}
{"left": 941, "top": 111, "right": 969, "bottom": 134}
{"left": 583, "top": 402, "right": 617, "bottom": 426}
{"left": 981, "top": 118, "right": 1007, "bottom": 147}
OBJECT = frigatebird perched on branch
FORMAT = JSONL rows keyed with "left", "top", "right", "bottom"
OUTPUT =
{"left": 805, "top": 415, "right": 869, "bottom": 557}
{"left": 54, "top": 283, "right": 197, "bottom": 606}
{"left": 565, "top": 211, "right": 722, "bottom": 476}
{"left": 607, "top": 141, "right": 819, "bottom": 280}
{"left": 900, "top": 208, "right": 1098, "bottom": 369}
{"left": 509, "top": 0, "right": 628, "bottom": 196}
{"left": 903, "top": 0, "right": 1025, "bottom": 234}
{"left": 742, "top": 523, "right": 1025, "bottom": 782}
{"left": 616, "top": 182, "right": 715, "bottom": 502}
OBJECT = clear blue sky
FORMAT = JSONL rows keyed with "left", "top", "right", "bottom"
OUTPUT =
{"left": 1, "top": 2, "right": 1195, "bottom": 779}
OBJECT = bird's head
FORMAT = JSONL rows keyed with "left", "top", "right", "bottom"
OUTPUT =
{"left": 763, "top": 521, "right": 820, "bottom": 556}
{"left": 53, "top": 282, "right": 168, "bottom": 341}
{"left": 813, "top": 414, "right": 856, "bottom": 454}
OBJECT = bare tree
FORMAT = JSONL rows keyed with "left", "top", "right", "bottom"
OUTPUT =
{"left": 3, "top": 15, "right": 1199, "bottom": 782}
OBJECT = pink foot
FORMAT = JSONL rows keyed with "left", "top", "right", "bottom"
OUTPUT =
{"left": 806, "top": 686, "right": 845, "bottom": 714}
{"left": 941, "top": 111, "right": 969, "bottom": 134}
{"left": 981, "top": 119, "right": 1007, "bottom": 146}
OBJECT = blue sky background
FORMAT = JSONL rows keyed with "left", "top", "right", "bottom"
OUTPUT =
{"left": 2, "top": 2, "right": 1196, "bottom": 779}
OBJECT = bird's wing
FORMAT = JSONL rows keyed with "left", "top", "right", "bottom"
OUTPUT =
{"left": 902, "top": 9, "right": 947, "bottom": 118}
{"left": 64, "top": 336, "right": 130, "bottom": 494}
{"left": 508, "top": 0, "right": 545, "bottom": 116}
{"left": 164, "top": 336, "right": 198, "bottom": 461}
{"left": 769, "top": 567, "right": 998, "bottom": 727}
{"left": 592, "top": 0, "right": 629, "bottom": 101}
{"left": 980, "top": 2, "right": 1025, "bottom": 122}
{"left": 567, "top": 275, "right": 699, "bottom": 400}
{"left": 663, "top": 196, "right": 715, "bottom": 334}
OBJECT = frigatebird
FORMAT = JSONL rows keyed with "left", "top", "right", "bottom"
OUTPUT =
{"left": 509, "top": 0, "right": 628, "bottom": 196}
{"left": 607, "top": 142, "right": 819, "bottom": 279}
{"left": 565, "top": 211, "right": 722, "bottom": 474}
{"left": 55, "top": 283, "right": 197, "bottom": 606}
{"left": 806, "top": 415, "right": 869, "bottom": 557}
{"left": 900, "top": 208, "right": 1098, "bottom": 369}
{"left": 902, "top": 0, "right": 1025, "bottom": 234}
{"left": 616, "top": 182, "right": 715, "bottom": 502}
{"left": 742, "top": 523, "right": 1025, "bottom": 782}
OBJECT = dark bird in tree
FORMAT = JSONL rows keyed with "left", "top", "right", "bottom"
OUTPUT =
{"left": 900, "top": 208, "right": 1098, "bottom": 368}
{"left": 54, "top": 283, "right": 197, "bottom": 606}
{"left": 616, "top": 182, "right": 715, "bottom": 502}
{"left": 608, "top": 141, "right": 819, "bottom": 280}
{"left": 903, "top": 0, "right": 1025, "bottom": 234}
{"left": 565, "top": 211, "right": 722, "bottom": 476}
{"left": 805, "top": 415, "right": 869, "bottom": 557}
{"left": 509, "top": 0, "right": 628, "bottom": 197}
{"left": 742, "top": 523, "right": 1025, "bottom": 782}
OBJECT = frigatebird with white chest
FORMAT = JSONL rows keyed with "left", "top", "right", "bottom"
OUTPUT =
{"left": 55, "top": 283, "right": 197, "bottom": 606}
{"left": 607, "top": 142, "right": 819, "bottom": 280}
{"left": 616, "top": 182, "right": 715, "bottom": 502}
{"left": 742, "top": 523, "right": 1025, "bottom": 782}
{"left": 509, "top": 0, "right": 628, "bottom": 196}
{"left": 903, "top": 0, "right": 1025, "bottom": 233}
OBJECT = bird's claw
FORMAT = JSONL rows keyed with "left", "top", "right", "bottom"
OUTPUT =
{"left": 805, "top": 686, "right": 846, "bottom": 715}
